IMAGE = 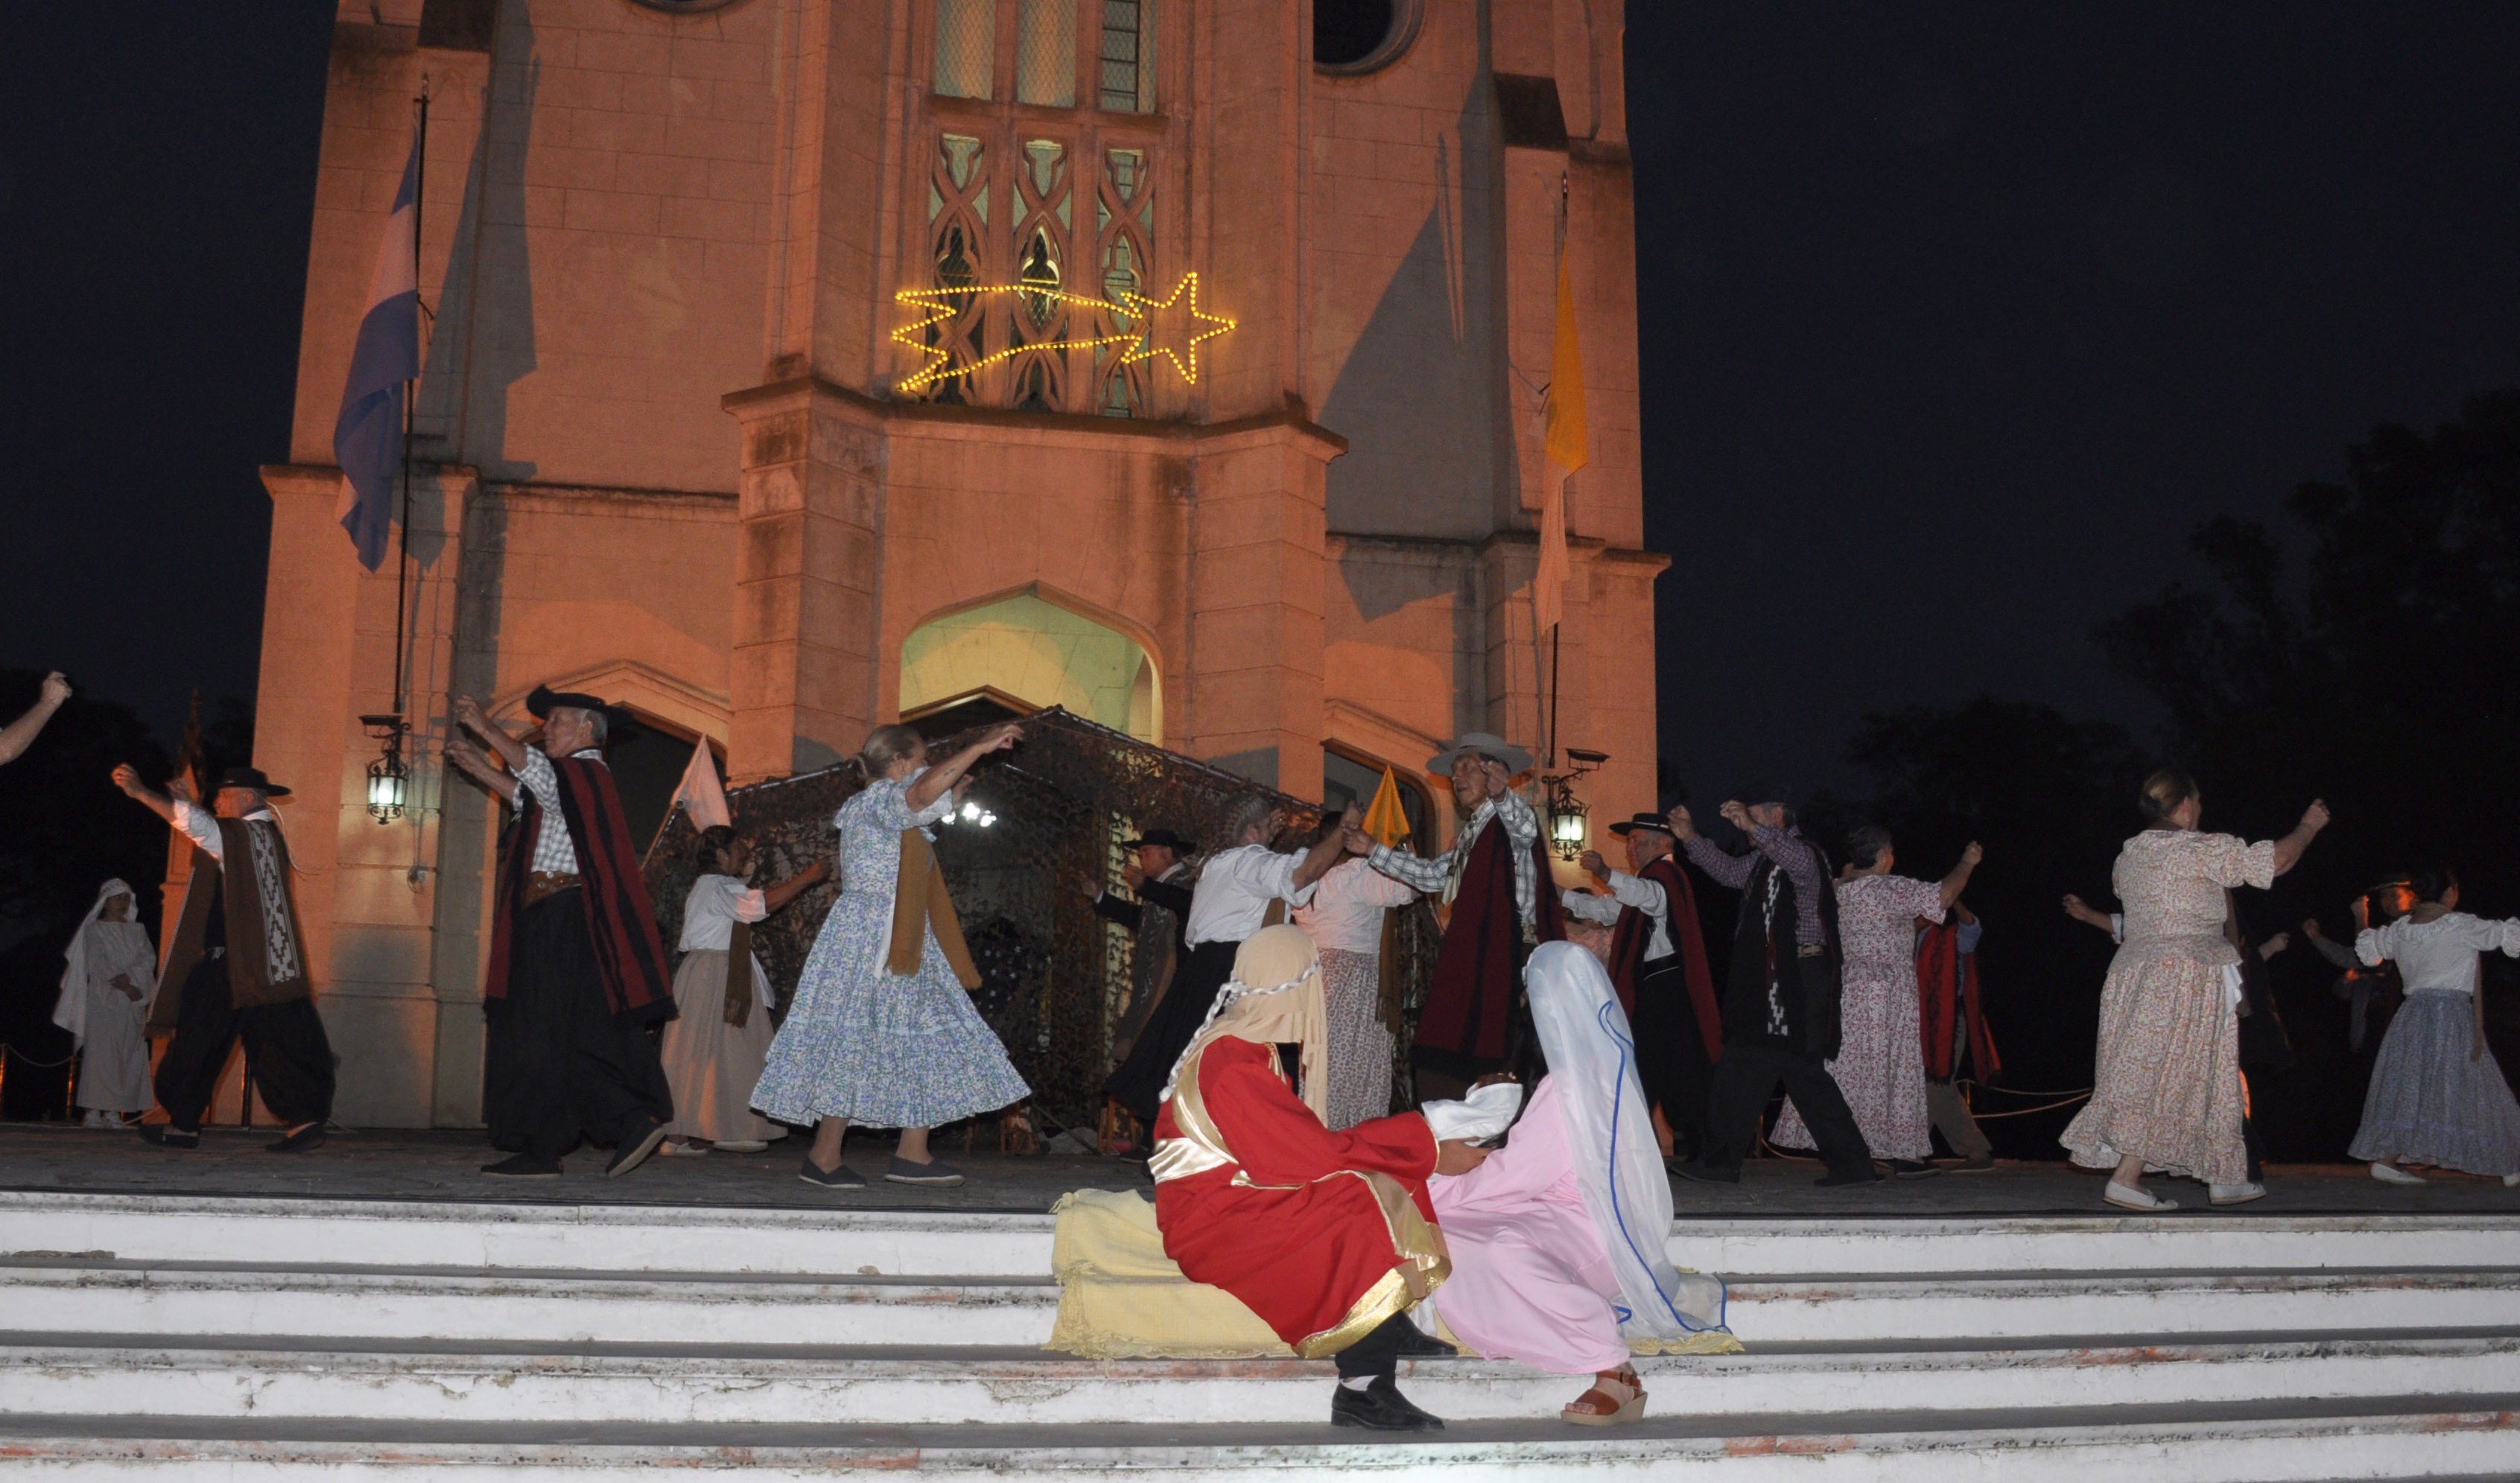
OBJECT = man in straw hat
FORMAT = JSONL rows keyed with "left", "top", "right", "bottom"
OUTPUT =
{"left": 1152, "top": 925, "right": 1517, "bottom": 1431}
{"left": 1666, "top": 787, "right": 1879, "bottom": 1187}
{"left": 1558, "top": 812, "right": 1722, "bottom": 1162}
{"left": 1342, "top": 732, "right": 1564, "bottom": 1099}
{"left": 445, "top": 686, "right": 676, "bottom": 1179}
{"left": 111, "top": 763, "right": 334, "bottom": 1153}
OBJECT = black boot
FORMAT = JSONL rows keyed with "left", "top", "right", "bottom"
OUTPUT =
{"left": 1330, "top": 1376, "right": 1444, "bottom": 1431}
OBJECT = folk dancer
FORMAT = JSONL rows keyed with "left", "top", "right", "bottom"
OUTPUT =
{"left": 656, "top": 826, "right": 828, "bottom": 1157}
{"left": 753, "top": 723, "right": 1032, "bottom": 1190}
{"left": 54, "top": 880, "right": 158, "bottom": 1128}
{"left": 1915, "top": 902, "right": 1999, "bottom": 1170}
{"left": 1430, "top": 942, "right": 1731, "bottom": 1426}
{"left": 1105, "top": 797, "right": 1350, "bottom": 1125}
{"left": 2347, "top": 869, "right": 2520, "bottom": 1187}
{"left": 445, "top": 689, "right": 678, "bottom": 1180}
{"left": 1666, "top": 790, "right": 1879, "bottom": 1187}
{"left": 2057, "top": 770, "right": 2326, "bottom": 1211}
{"left": 1151, "top": 926, "right": 1511, "bottom": 1432}
{"left": 1770, "top": 827, "right": 1981, "bottom": 1174}
{"left": 1556, "top": 813, "right": 1721, "bottom": 1160}
{"left": 1082, "top": 827, "right": 1198, "bottom": 1061}
{"left": 1295, "top": 845, "right": 1420, "bottom": 1129}
{"left": 1344, "top": 733, "right": 1566, "bottom": 1099}
{"left": 112, "top": 764, "right": 334, "bottom": 1153}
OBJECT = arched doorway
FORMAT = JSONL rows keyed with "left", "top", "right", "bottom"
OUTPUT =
{"left": 900, "top": 591, "right": 1161, "bottom": 742}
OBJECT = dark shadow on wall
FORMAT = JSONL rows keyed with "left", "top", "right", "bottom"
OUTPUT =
{"left": 1318, "top": 44, "right": 1506, "bottom": 542}
{"left": 415, "top": 0, "right": 539, "bottom": 485}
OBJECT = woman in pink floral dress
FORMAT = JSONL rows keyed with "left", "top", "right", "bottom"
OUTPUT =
{"left": 2059, "top": 770, "right": 2327, "bottom": 1211}
{"left": 1774, "top": 828, "right": 1979, "bottom": 1167}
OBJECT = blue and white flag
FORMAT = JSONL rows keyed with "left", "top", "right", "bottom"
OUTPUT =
{"left": 334, "top": 136, "right": 422, "bottom": 571}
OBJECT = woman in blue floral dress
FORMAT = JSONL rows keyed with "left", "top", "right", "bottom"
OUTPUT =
{"left": 753, "top": 722, "right": 1029, "bottom": 1189}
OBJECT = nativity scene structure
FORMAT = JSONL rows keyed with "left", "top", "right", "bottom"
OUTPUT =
{"left": 253, "top": 0, "right": 1658, "bottom": 1128}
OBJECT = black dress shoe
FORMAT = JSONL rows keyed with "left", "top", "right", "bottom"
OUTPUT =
{"left": 1330, "top": 1376, "right": 1444, "bottom": 1431}
{"left": 1815, "top": 1165, "right": 1886, "bottom": 1186}
{"left": 1669, "top": 1160, "right": 1739, "bottom": 1184}
{"left": 267, "top": 1123, "right": 326, "bottom": 1154}
{"left": 481, "top": 1153, "right": 563, "bottom": 1180}
{"left": 1388, "top": 1323, "right": 1459, "bottom": 1358}
{"left": 137, "top": 1125, "right": 200, "bottom": 1149}
{"left": 606, "top": 1116, "right": 670, "bottom": 1178}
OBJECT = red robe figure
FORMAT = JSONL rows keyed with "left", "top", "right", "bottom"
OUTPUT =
{"left": 1154, "top": 926, "right": 1497, "bottom": 1432}
{"left": 1916, "top": 906, "right": 1998, "bottom": 1167}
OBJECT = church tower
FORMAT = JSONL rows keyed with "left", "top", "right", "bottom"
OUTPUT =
{"left": 256, "top": 0, "right": 1660, "bottom": 1127}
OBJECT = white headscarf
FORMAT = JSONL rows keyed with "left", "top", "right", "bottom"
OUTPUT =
{"left": 54, "top": 880, "right": 153, "bottom": 1047}
{"left": 1523, "top": 941, "right": 1729, "bottom": 1341}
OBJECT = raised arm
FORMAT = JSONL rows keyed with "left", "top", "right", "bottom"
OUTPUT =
{"left": 1939, "top": 842, "right": 1984, "bottom": 910}
{"left": 110, "top": 763, "right": 182, "bottom": 828}
{"left": 0, "top": 673, "right": 71, "bottom": 766}
{"left": 1670, "top": 805, "right": 1755, "bottom": 890}
{"left": 1292, "top": 805, "right": 1359, "bottom": 889}
{"left": 444, "top": 736, "right": 520, "bottom": 805}
{"left": 906, "top": 723, "right": 1019, "bottom": 813}
{"left": 451, "top": 695, "right": 530, "bottom": 774}
{"left": 2269, "top": 799, "right": 2330, "bottom": 877}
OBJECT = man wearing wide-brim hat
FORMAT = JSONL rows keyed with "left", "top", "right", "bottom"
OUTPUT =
{"left": 1558, "top": 811, "right": 1723, "bottom": 1160}
{"left": 1665, "top": 787, "right": 1878, "bottom": 1187}
{"left": 1076, "top": 828, "right": 1198, "bottom": 1061}
{"left": 445, "top": 686, "right": 677, "bottom": 1179}
{"left": 1339, "top": 731, "right": 1565, "bottom": 1098}
{"left": 111, "top": 763, "right": 334, "bottom": 1153}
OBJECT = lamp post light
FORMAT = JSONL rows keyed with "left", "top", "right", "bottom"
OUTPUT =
{"left": 360, "top": 714, "right": 410, "bottom": 825}
{"left": 1540, "top": 747, "right": 1607, "bottom": 862}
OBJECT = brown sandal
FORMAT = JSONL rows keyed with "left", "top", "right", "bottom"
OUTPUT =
{"left": 1561, "top": 1368, "right": 1645, "bottom": 1426}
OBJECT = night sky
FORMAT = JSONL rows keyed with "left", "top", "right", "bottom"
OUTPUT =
{"left": 6, "top": 4, "right": 2519, "bottom": 798}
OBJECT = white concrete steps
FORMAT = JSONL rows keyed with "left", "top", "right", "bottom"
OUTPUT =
{"left": 3, "top": 1192, "right": 2516, "bottom": 1477}
{"left": 0, "top": 1330, "right": 2513, "bottom": 1426}
{"left": 12, "top": 1190, "right": 2515, "bottom": 1279}
{"left": 1, "top": 1396, "right": 2516, "bottom": 1480}
{"left": 7, "top": 1253, "right": 2517, "bottom": 1347}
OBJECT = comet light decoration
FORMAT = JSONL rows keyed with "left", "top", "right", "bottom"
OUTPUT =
{"left": 891, "top": 270, "right": 1236, "bottom": 394}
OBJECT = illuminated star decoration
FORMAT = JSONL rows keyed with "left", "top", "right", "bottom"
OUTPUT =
{"left": 891, "top": 271, "right": 1236, "bottom": 393}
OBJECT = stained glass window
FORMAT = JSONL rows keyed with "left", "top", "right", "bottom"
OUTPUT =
{"left": 1017, "top": 0, "right": 1077, "bottom": 107}
{"left": 934, "top": 0, "right": 995, "bottom": 100}
{"left": 1099, "top": 0, "right": 1153, "bottom": 113}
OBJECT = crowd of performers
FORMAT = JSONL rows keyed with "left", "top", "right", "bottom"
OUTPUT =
{"left": 42, "top": 690, "right": 2520, "bottom": 1426}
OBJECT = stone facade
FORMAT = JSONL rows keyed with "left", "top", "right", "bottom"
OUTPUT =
{"left": 258, "top": 0, "right": 1662, "bottom": 1127}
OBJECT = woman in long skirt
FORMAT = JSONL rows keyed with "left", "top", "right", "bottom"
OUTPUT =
{"left": 1292, "top": 851, "right": 1417, "bottom": 1128}
{"left": 2347, "top": 868, "right": 2520, "bottom": 1187}
{"left": 54, "top": 880, "right": 157, "bottom": 1127}
{"left": 1772, "top": 827, "right": 1980, "bottom": 1169}
{"left": 2058, "top": 769, "right": 2328, "bottom": 1212}
{"left": 753, "top": 723, "right": 1031, "bottom": 1190}
{"left": 658, "top": 828, "right": 827, "bottom": 1157}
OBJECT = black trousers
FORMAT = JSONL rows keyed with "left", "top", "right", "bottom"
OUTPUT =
{"left": 155, "top": 957, "right": 336, "bottom": 1132}
{"left": 1333, "top": 1312, "right": 1426, "bottom": 1379}
{"left": 484, "top": 891, "right": 673, "bottom": 1163}
{"left": 1631, "top": 961, "right": 1713, "bottom": 1157}
{"left": 1701, "top": 1041, "right": 1874, "bottom": 1179}
{"left": 1105, "top": 938, "right": 1240, "bottom": 1122}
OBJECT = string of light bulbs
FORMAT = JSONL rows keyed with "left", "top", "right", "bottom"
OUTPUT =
{"left": 890, "top": 270, "right": 1235, "bottom": 393}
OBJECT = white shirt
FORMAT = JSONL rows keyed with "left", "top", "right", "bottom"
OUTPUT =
{"left": 513, "top": 747, "right": 604, "bottom": 876}
{"left": 171, "top": 799, "right": 277, "bottom": 864}
{"left": 679, "top": 873, "right": 773, "bottom": 1008}
{"left": 1294, "top": 856, "right": 1418, "bottom": 954}
{"left": 1183, "top": 843, "right": 1320, "bottom": 948}
{"left": 2356, "top": 912, "right": 2520, "bottom": 995}
{"left": 1561, "top": 868, "right": 1672, "bottom": 960}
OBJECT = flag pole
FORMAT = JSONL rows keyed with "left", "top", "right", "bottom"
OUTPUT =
{"left": 392, "top": 82, "right": 430, "bottom": 720}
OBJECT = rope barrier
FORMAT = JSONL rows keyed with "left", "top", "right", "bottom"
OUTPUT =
{"left": 1965, "top": 1091, "right": 2091, "bottom": 1120}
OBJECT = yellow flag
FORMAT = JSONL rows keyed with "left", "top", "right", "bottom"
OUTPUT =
{"left": 1536, "top": 253, "right": 1585, "bottom": 634}
{"left": 1362, "top": 765, "right": 1413, "bottom": 848}
{"left": 1546, "top": 255, "right": 1588, "bottom": 472}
